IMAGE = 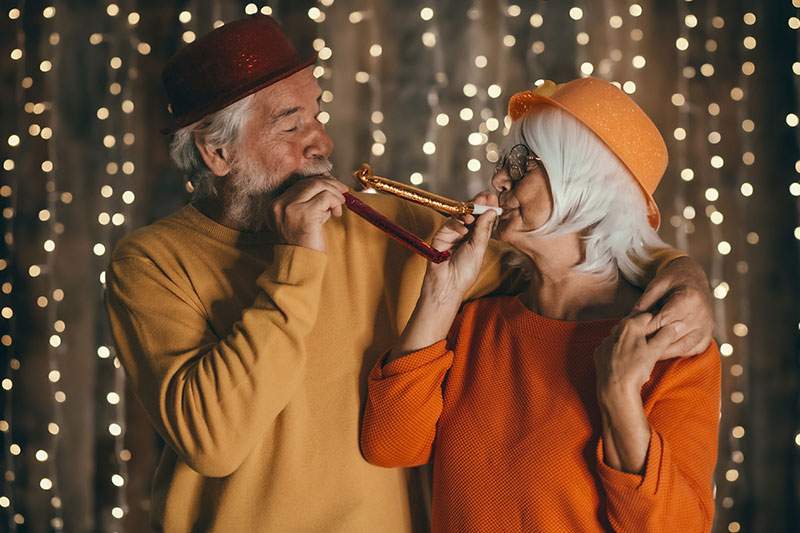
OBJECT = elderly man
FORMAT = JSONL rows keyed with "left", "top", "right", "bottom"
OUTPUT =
{"left": 106, "top": 15, "right": 714, "bottom": 533}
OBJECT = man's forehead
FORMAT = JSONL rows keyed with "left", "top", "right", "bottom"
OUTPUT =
{"left": 254, "top": 68, "right": 320, "bottom": 110}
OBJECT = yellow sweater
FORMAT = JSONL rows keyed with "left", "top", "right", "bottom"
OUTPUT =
{"left": 105, "top": 193, "right": 509, "bottom": 532}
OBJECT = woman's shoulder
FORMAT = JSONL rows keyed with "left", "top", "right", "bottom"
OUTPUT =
{"left": 646, "top": 340, "right": 721, "bottom": 398}
{"left": 449, "top": 296, "right": 517, "bottom": 343}
{"left": 460, "top": 295, "right": 516, "bottom": 321}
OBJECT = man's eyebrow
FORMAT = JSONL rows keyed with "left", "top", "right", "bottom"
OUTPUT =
{"left": 270, "top": 93, "right": 323, "bottom": 123}
{"left": 270, "top": 106, "right": 301, "bottom": 123}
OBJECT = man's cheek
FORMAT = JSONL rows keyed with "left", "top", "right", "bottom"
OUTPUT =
{"left": 265, "top": 143, "right": 301, "bottom": 174}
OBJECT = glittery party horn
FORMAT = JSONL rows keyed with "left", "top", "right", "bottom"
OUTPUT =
{"left": 343, "top": 192, "right": 451, "bottom": 263}
{"left": 343, "top": 164, "right": 502, "bottom": 263}
{"left": 352, "top": 164, "right": 503, "bottom": 217}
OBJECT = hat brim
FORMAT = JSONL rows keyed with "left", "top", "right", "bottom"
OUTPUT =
{"left": 160, "top": 54, "right": 317, "bottom": 135}
{"left": 509, "top": 92, "right": 661, "bottom": 230}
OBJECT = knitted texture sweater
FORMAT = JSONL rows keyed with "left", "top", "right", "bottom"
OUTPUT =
{"left": 106, "top": 193, "right": 509, "bottom": 532}
{"left": 361, "top": 295, "right": 720, "bottom": 533}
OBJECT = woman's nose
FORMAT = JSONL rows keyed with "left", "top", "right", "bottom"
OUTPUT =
{"left": 491, "top": 170, "right": 511, "bottom": 193}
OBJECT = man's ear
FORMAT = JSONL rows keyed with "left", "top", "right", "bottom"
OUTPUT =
{"left": 195, "top": 135, "right": 232, "bottom": 177}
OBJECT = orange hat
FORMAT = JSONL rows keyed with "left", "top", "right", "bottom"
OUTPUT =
{"left": 507, "top": 78, "right": 666, "bottom": 229}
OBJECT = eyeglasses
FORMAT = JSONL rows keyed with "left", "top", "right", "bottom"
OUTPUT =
{"left": 495, "top": 143, "right": 543, "bottom": 182}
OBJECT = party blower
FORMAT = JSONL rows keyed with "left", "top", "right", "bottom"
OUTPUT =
{"left": 342, "top": 163, "right": 503, "bottom": 263}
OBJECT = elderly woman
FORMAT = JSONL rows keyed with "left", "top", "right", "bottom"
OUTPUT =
{"left": 360, "top": 78, "right": 720, "bottom": 532}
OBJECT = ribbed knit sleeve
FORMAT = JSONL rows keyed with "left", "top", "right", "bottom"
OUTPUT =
{"left": 360, "top": 340, "right": 454, "bottom": 468}
{"left": 596, "top": 342, "right": 721, "bottom": 532}
{"left": 106, "top": 245, "right": 327, "bottom": 478}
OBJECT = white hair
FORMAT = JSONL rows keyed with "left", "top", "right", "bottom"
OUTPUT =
{"left": 169, "top": 94, "right": 255, "bottom": 200}
{"left": 503, "top": 105, "right": 672, "bottom": 287}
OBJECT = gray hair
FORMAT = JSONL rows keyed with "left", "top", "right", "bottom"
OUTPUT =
{"left": 503, "top": 105, "right": 672, "bottom": 287}
{"left": 169, "top": 94, "right": 255, "bottom": 200}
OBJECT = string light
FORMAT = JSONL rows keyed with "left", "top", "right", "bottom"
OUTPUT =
{"left": 363, "top": 2, "right": 387, "bottom": 165}
{"left": 789, "top": 1, "right": 800, "bottom": 491}
{"left": 713, "top": 5, "right": 758, "bottom": 528}
{"left": 415, "top": 3, "right": 446, "bottom": 187}
{"left": 574, "top": 2, "right": 590, "bottom": 79}
{"left": 92, "top": 2, "right": 142, "bottom": 525}
{"left": 624, "top": 4, "right": 645, "bottom": 97}
{"left": 1, "top": 4, "right": 25, "bottom": 529}
{"left": 12, "top": 4, "right": 69, "bottom": 530}
{"left": 671, "top": 0, "right": 693, "bottom": 250}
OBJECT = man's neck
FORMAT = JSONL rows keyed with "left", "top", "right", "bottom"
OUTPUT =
{"left": 193, "top": 193, "right": 271, "bottom": 233}
{"left": 193, "top": 195, "right": 234, "bottom": 229}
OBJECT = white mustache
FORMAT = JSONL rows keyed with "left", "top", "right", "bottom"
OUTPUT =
{"left": 300, "top": 159, "right": 333, "bottom": 177}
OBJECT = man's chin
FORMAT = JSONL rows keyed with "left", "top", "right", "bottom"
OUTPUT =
{"left": 269, "top": 174, "right": 305, "bottom": 199}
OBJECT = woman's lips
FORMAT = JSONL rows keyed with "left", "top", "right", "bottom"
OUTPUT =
{"left": 499, "top": 207, "right": 518, "bottom": 219}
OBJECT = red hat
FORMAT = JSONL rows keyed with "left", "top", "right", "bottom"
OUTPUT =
{"left": 161, "top": 15, "right": 316, "bottom": 134}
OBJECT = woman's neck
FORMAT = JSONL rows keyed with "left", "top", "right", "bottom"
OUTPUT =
{"left": 516, "top": 234, "right": 641, "bottom": 321}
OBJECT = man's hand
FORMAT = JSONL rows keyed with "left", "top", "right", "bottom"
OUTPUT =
{"left": 634, "top": 256, "right": 714, "bottom": 358}
{"left": 269, "top": 176, "right": 348, "bottom": 253}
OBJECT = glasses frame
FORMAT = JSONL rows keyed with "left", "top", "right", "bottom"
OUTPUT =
{"left": 495, "top": 143, "right": 543, "bottom": 182}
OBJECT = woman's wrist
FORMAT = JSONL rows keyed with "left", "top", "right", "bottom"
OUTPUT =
{"left": 597, "top": 386, "right": 650, "bottom": 474}
{"left": 597, "top": 380, "right": 641, "bottom": 413}
{"left": 387, "top": 297, "right": 461, "bottom": 364}
{"left": 421, "top": 269, "right": 466, "bottom": 308}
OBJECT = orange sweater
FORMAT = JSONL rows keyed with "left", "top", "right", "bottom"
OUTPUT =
{"left": 361, "top": 295, "right": 720, "bottom": 533}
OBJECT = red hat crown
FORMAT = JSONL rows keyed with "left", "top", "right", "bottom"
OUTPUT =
{"left": 161, "top": 15, "right": 315, "bottom": 133}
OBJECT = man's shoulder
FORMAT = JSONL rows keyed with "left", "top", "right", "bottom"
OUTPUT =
{"left": 110, "top": 205, "right": 195, "bottom": 264}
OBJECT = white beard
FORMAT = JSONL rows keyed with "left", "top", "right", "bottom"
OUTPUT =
{"left": 224, "top": 156, "right": 334, "bottom": 232}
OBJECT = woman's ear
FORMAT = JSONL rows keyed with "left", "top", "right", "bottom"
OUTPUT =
{"left": 195, "top": 135, "right": 232, "bottom": 177}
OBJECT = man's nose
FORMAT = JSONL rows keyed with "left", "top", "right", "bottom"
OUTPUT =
{"left": 304, "top": 121, "right": 334, "bottom": 160}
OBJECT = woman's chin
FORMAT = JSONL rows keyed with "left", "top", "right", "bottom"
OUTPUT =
{"left": 492, "top": 221, "right": 514, "bottom": 242}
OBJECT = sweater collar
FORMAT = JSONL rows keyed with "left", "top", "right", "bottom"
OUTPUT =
{"left": 176, "top": 203, "right": 279, "bottom": 245}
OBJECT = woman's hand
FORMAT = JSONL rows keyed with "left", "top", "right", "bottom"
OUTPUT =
{"left": 421, "top": 191, "right": 499, "bottom": 308}
{"left": 592, "top": 313, "right": 680, "bottom": 474}
{"left": 386, "top": 192, "right": 497, "bottom": 364}
{"left": 594, "top": 313, "right": 679, "bottom": 398}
